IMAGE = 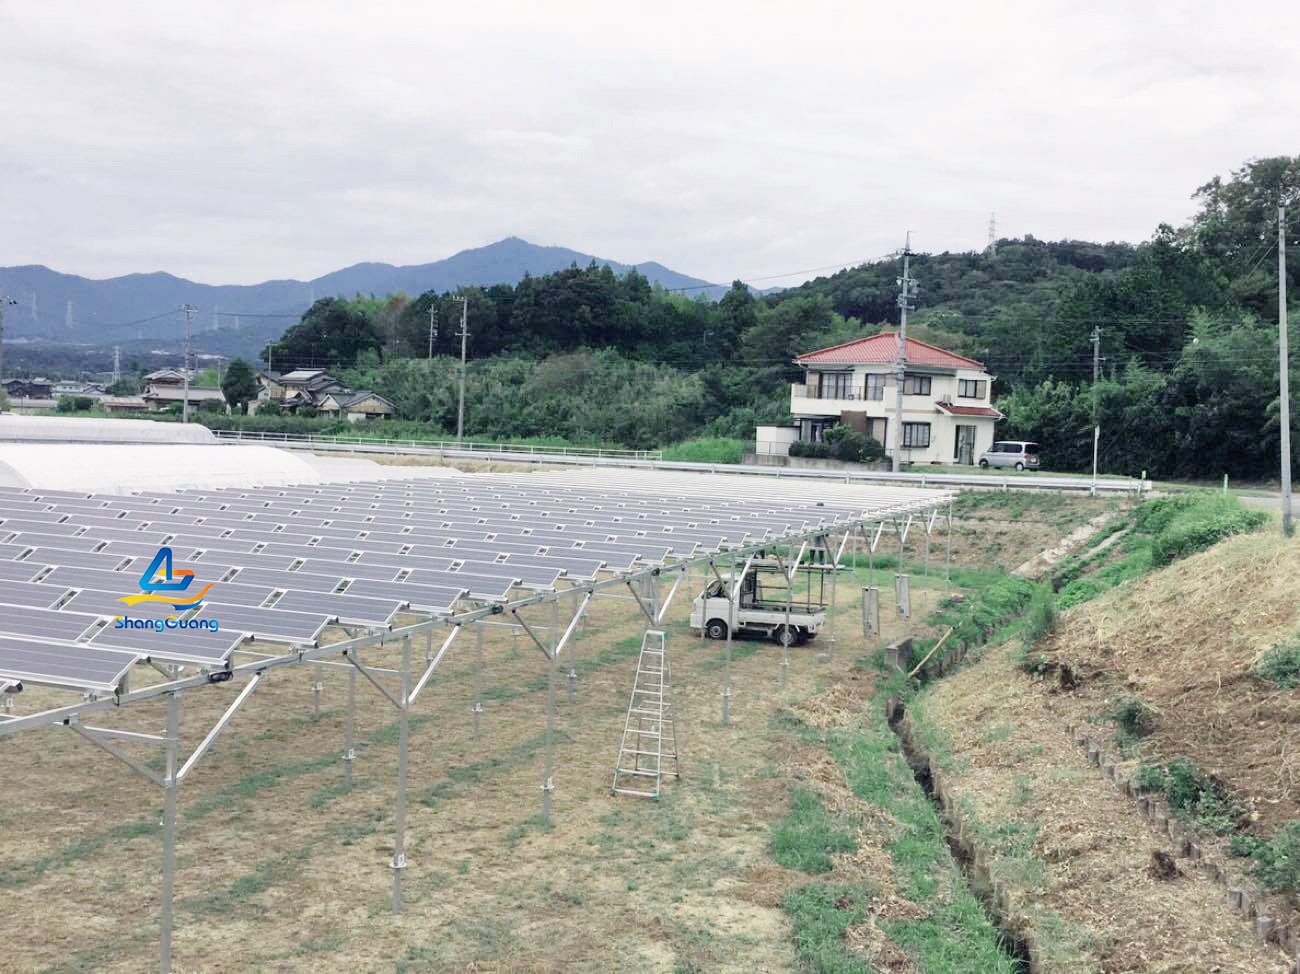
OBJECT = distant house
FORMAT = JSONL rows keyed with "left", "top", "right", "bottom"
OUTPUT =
{"left": 52, "top": 380, "right": 106, "bottom": 400}
{"left": 142, "top": 368, "right": 189, "bottom": 387}
{"left": 142, "top": 386, "right": 227, "bottom": 412}
{"left": 101, "top": 395, "right": 149, "bottom": 413}
{"left": 785, "top": 332, "right": 1002, "bottom": 465}
{"left": 255, "top": 369, "right": 347, "bottom": 414}
{"left": 3, "top": 377, "right": 54, "bottom": 400}
{"left": 318, "top": 390, "right": 396, "bottom": 423}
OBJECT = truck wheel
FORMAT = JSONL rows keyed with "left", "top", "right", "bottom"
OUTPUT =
{"left": 978, "top": 459, "right": 989, "bottom": 468}
{"left": 705, "top": 619, "right": 728, "bottom": 640}
{"left": 774, "top": 625, "right": 798, "bottom": 647}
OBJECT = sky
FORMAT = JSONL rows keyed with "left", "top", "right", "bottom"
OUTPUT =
{"left": 2, "top": 0, "right": 1298, "bottom": 287}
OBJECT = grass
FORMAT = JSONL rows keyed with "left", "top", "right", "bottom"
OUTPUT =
{"left": 770, "top": 787, "right": 858, "bottom": 873}
{"left": 661, "top": 436, "right": 747, "bottom": 464}
{"left": 782, "top": 884, "right": 874, "bottom": 974}
{"left": 1136, "top": 758, "right": 1245, "bottom": 835}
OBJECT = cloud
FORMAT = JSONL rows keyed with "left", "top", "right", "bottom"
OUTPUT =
{"left": 2, "top": 0, "right": 1298, "bottom": 286}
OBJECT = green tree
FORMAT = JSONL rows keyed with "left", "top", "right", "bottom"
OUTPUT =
{"left": 220, "top": 358, "right": 259, "bottom": 414}
{"left": 266, "top": 298, "right": 382, "bottom": 370}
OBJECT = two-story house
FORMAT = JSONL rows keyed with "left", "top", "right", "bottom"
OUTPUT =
{"left": 787, "top": 332, "right": 1002, "bottom": 464}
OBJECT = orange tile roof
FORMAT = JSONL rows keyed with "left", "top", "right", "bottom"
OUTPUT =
{"left": 794, "top": 332, "right": 985, "bottom": 370}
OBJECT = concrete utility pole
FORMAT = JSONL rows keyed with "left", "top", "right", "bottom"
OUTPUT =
{"left": 1090, "top": 326, "right": 1102, "bottom": 488}
{"left": 892, "top": 234, "right": 917, "bottom": 473}
{"left": 0, "top": 294, "right": 16, "bottom": 383}
{"left": 456, "top": 296, "right": 469, "bottom": 442}
{"left": 1280, "top": 205, "right": 1293, "bottom": 535}
{"left": 182, "top": 304, "right": 195, "bottom": 424}
{"left": 427, "top": 304, "right": 438, "bottom": 361}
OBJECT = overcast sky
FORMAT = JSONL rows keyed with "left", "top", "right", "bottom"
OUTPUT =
{"left": 2, "top": 0, "right": 1298, "bottom": 287}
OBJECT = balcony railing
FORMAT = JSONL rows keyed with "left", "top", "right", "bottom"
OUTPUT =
{"left": 791, "top": 383, "right": 884, "bottom": 402}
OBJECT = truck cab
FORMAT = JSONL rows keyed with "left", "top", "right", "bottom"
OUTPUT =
{"left": 688, "top": 561, "right": 828, "bottom": 646}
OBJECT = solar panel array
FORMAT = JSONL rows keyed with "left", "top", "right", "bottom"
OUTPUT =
{"left": 0, "top": 476, "right": 943, "bottom": 695}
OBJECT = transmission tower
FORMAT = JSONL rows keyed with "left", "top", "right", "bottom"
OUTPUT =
{"left": 112, "top": 346, "right": 122, "bottom": 385}
{"left": 986, "top": 213, "right": 997, "bottom": 256}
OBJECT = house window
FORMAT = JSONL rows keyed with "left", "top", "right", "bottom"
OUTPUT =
{"left": 864, "top": 373, "right": 886, "bottom": 400}
{"left": 901, "top": 422, "right": 931, "bottom": 448}
{"left": 958, "top": 379, "right": 987, "bottom": 399}
{"left": 902, "top": 373, "right": 931, "bottom": 396}
{"left": 818, "top": 372, "right": 853, "bottom": 399}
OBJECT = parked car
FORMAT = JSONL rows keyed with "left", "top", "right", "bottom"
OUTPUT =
{"left": 978, "top": 440, "right": 1040, "bottom": 470}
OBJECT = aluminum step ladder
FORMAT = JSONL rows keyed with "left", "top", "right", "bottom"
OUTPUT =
{"left": 611, "top": 629, "right": 679, "bottom": 799}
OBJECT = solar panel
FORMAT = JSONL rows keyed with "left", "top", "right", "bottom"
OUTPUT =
{"left": 0, "top": 561, "right": 43, "bottom": 583}
{"left": 292, "top": 559, "right": 404, "bottom": 582}
{"left": 454, "top": 559, "right": 560, "bottom": 589}
{"left": 406, "top": 569, "right": 513, "bottom": 601}
{"left": 192, "top": 602, "right": 330, "bottom": 644}
{"left": 0, "top": 635, "right": 137, "bottom": 691}
{"left": 6, "top": 533, "right": 104, "bottom": 552}
{"left": 354, "top": 551, "right": 456, "bottom": 573}
{"left": 226, "top": 566, "right": 343, "bottom": 593}
{"left": 89, "top": 620, "right": 244, "bottom": 666}
{"left": 270, "top": 590, "right": 403, "bottom": 627}
{"left": 59, "top": 589, "right": 190, "bottom": 619}
{"left": 0, "top": 518, "right": 82, "bottom": 535}
{"left": 340, "top": 578, "right": 464, "bottom": 613}
{"left": 0, "top": 580, "right": 71, "bottom": 609}
{"left": 0, "top": 542, "right": 34, "bottom": 561}
{"left": 0, "top": 603, "right": 97, "bottom": 641}
{"left": 23, "top": 548, "right": 135, "bottom": 572}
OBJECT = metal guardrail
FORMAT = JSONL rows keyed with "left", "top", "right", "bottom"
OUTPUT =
{"left": 211, "top": 429, "right": 1148, "bottom": 495}
{"left": 209, "top": 429, "right": 662, "bottom": 461}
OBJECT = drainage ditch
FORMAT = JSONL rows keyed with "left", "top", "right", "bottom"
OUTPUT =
{"left": 887, "top": 696, "right": 1035, "bottom": 972}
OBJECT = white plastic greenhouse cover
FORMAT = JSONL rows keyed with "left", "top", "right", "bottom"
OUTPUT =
{"left": 0, "top": 444, "right": 325, "bottom": 491}
{"left": 0, "top": 415, "right": 217, "bottom": 445}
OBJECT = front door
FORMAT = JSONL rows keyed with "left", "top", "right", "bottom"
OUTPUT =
{"left": 954, "top": 424, "right": 976, "bottom": 465}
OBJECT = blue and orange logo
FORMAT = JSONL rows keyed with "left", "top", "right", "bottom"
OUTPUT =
{"left": 118, "top": 547, "right": 215, "bottom": 609}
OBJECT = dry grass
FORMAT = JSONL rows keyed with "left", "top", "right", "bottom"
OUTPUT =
{"left": 912, "top": 640, "right": 1294, "bottom": 973}
{"left": 0, "top": 568, "right": 918, "bottom": 973}
{"left": 1045, "top": 531, "right": 1300, "bottom": 828}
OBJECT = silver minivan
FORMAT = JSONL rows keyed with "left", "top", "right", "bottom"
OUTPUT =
{"left": 978, "top": 441, "right": 1040, "bottom": 470}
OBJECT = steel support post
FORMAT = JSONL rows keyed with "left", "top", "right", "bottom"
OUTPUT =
{"left": 159, "top": 689, "right": 180, "bottom": 974}
{"left": 945, "top": 501, "right": 953, "bottom": 593}
{"left": 343, "top": 647, "right": 357, "bottom": 788}
{"left": 782, "top": 552, "right": 793, "bottom": 689}
{"left": 541, "top": 599, "right": 559, "bottom": 824}
{"left": 312, "top": 663, "right": 322, "bottom": 718}
{"left": 391, "top": 635, "right": 411, "bottom": 912}
{"left": 472, "top": 623, "right": 484, "bottom": 739}
{"left": 723, "top": 552, "right": 734, "bottom": 726}
{"left": 922, "top": 518, "right": 931, "bottom": 613}
{"left": 825, "top": 540, "right": 839, "bottom": 663}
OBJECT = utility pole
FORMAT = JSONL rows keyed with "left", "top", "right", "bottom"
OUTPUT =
{"left": 0, "top": 294, "right": 16, "bottom": 383}
{"left": 456, "top": 296, "right": 469, "bottom": 442}
{"left": 1280, "top": 205, "right": 1293, "bottom": 535}
{"left": 1091, "top": 326, "right": 1102, "bottom": 488}
{"left": 892, "top": 234, "right": 917, "bottom": 472}
{"left": 427, "top": 303, "right": 438, "bottom": 361}
{"left": 181, "top": 304, "right": 195, "bottom": 423}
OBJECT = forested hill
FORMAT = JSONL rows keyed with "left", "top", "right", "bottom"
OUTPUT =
{"left": 0, "top": 237, "right": 719, "bottom": 347}
{"left": 100, "top": 155, "right": 1300, "bottom": 481}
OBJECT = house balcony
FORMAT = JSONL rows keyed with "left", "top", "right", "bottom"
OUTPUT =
{"left": 790, "top": 383, "right": 885, "bottom": 416}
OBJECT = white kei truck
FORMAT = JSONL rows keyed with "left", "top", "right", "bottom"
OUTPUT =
{"left": 688, "top": 558, "right": 829, "bottom": 647}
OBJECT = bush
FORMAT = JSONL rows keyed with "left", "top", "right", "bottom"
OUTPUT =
{"left": 1162, "top": 758, "right": 1244, "bottom": 834}
{"left": 1056, "top": 577, "right": 1105, "bottom": 610}
{"left": 55, "top": 395, "right": 92, "bottom": 413}
{"left": 1253, "top": 641, "right": 1300, "bottom": 689}
{"left": 1133, "top": 763, "right": 1167, "bottom": 794}
{"left": 788, "top": 440, "right": 835, "bottom": 459}
{"left": 1111, "top": 695, "right": 1158, "bottom": 737}
{"left": 1237, "top": 821, "right": 1300, "bottom": 893}
{"left": 1133, "top": 494, "right": 1267, "bottom": 566}
{"left": 197, "top": 399, "right": 226, "bottom": 414}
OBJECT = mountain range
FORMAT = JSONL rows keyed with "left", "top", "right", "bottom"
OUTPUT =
{"left": 0, "top": 237, "right": 724, "bottom": 356}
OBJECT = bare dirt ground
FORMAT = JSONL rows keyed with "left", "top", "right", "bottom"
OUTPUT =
{"left": 912, "top": 641, "right": 1293, "bottom": 972}
{"left": 1, "top": 561, "right": 937, "bottom": 974}
{"left": 1044, "top": 531, "right": 1300, "bottom": 832}
{"left": 945, "top": 494, "right": 1123, "bottom": 572}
